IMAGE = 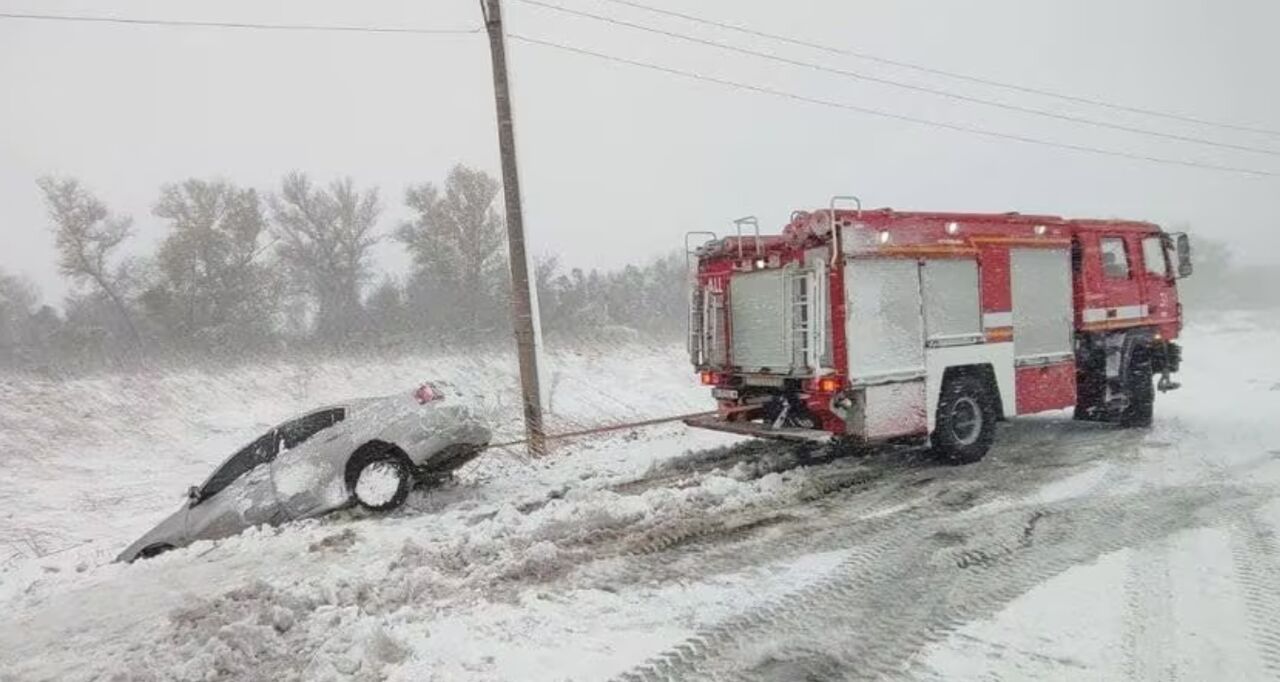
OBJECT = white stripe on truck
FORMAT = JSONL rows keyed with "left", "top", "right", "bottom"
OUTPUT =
{"left": 982, "top": 311, "right": 1013, "bottom": 328}
{"left": 1082, "top": 304, "right": 1148, "bottom": 323}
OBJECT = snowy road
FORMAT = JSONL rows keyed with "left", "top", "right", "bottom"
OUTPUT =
{"left": 2, "top": 318, "right": 1280, "bottom": 681}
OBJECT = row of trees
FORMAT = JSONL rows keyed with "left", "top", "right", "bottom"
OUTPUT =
{"left": 0, "top": 165, "right": 687, "bottom": 370}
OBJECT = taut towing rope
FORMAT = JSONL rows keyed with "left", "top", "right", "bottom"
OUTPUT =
{"left": 482, "top": 410, "right": 719, "bottom": 451}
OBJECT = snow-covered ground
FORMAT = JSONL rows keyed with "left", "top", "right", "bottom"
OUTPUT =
{"left": 2, "top": 316, "right": 1279, "bottom": 681}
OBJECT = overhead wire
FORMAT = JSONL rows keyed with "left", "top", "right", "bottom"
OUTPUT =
{"left": 0, "top": 11, "right": 481, "bottom": 35}
{"left": 589, "top": 0, "right": 1280, "bottom": 139}
{"left": 508, "top": 33, "right": 1279, "bottom": 178}
{"left": 4, "top": 5, "right": 1276, "bottom": 177}
{"left": 514, "top": 0, "right": 1280, "bottom": 158}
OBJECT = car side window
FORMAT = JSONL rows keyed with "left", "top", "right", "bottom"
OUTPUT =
{"left": 198, "top": 431, "right": 278, "bottom": 503}
{"left": 1100, "top": 237, "right": 1131, "bottom": 279}
{"left": 1141, "top": 236, "right": 1169, "bottom": 277}
{"left": 278, "top": 408, "right": 346, "bottom": 451}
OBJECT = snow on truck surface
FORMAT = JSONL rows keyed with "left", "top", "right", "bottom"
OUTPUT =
{"left": 687, "top": 200, "right": 1193, "bottom": 463}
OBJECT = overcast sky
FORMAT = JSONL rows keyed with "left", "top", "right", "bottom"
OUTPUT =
{"left": 2, "top": 0, "right": 1277, "bottom": 305}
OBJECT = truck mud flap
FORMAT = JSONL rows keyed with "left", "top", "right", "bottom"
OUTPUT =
{"left": 684, "top": 415, "right": 833, "bottom": 443}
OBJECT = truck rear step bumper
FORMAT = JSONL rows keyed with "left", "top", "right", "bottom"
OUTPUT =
{"left": 684, "top": 416, "right": 833, "bottom": 443}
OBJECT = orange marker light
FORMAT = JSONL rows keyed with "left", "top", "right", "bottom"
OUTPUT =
{"left": 700, "top": 371, "right": 717, "bottom": 386}
{"left": 817, "top": 377, "right": 840, "bottom": 393}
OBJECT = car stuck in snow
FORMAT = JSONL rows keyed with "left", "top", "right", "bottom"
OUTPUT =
{"left": 116, "top": 383, "right": 490, "bottom": 563}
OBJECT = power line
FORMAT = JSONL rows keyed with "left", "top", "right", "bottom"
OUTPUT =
{"left": 508, "top": 33, "right": 1278, "bottom": 178}
{"left": 589, "top": 0, "right": 1280, "bottom": 139}
{"left": 516, "top": 0, "right": 1280, "bottom": 158}
{"left": 0, "top": 11, "right": 480, "bottom": 35}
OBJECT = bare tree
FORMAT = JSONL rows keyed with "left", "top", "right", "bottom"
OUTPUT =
{"left": 147, "top": 179, "right": 279, "bottom": 347}
{"left": 398, "top": 164, "right": 508, "bottom": 335}
{"left": 269, "top": 173, "right": 380, "bottom": 341}
{"left": 36, "top": 177, "right": 143, "bottom": 348}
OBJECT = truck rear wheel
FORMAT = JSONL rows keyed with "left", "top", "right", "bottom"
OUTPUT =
{"left": 931, "top": 375, "right": 997, "bottom": 465}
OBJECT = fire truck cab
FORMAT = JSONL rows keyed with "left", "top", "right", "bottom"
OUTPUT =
{"left": 686, "top": 198, "right": 1192, "bottom": 463}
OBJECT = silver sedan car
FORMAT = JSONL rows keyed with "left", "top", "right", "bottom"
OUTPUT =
{"left": 118, "top": 383, "right": 490, "bottom": 563}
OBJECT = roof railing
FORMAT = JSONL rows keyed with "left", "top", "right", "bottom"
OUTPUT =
{"left": 733, "top": 216, "right": 762, "bottom": 259}
{"left": 828, "top": 195, "right": 862, "bottom": 266}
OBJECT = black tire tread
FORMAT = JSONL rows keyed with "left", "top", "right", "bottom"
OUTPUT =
{"left": 1120, "top": 348, "right": 1155, "bottom": 428}
{"left": 931, "top": 374, "right": 997, "bottom": 465}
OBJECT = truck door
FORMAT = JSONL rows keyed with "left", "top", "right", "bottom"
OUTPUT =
{"left": 1136, "top": 233, "right": 1177, "bottom": 324}
{"left": 1088, "top": 234, "right": 1144, "bottom": 325}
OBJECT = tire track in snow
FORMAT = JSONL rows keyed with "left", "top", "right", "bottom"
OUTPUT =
{"left": 605, "top": 465, "right": 889, "bottom": 559}
{"left": 1121, "top": 427, "right": 1185, "bottom": 682}
{"left": 1168, "top": 413, "right": 1280, "bottom": 678}
{"left": 1229, "top": 513, "right": 1280, "bottom": 677}
{"left": 614, "top": 522, "right": 922, "bottom": 682}
{"left": 584, "top": 421, "right": 1143, "bottom": 603}
{"left": 1122, "top": 539, "right": 1178, "bottom": 681}
{"left": 803, "top": 487, "right": 1260, "bottom": 682}
{"left": 615, "top": 485, "right": 1261, "bottom": 682}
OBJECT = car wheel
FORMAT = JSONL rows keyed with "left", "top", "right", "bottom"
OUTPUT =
{"left": 931, "top": 374, "right": 997, "bottom": 465}
{"left": 351, "top": 453, "right": 412, "bottom": 512}
{"left": 137, "top": 543, "right": 174, "bottom": 561}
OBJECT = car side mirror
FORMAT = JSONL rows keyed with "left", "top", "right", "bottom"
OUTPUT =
{"left": 186, "top": 485, "right": 200, "bottom": 504}
{"left": 1174, "top": 233, "right": 1193, "bottom": 278}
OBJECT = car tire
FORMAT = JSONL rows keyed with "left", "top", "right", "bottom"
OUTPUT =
{"left": 931, "top": 374, "right": 997, "bottom": 465}
{"left": 137, "top": 543, "right": 174, "bottom": 561}
{"left": 350, "top": 452, "right": 412, "bottom": 512}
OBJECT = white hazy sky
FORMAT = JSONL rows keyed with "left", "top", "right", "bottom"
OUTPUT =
{"left": 2, "top": 0, "right": 1278, "bottom": 305}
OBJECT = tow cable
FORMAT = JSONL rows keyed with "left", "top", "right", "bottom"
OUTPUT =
{"left": 482, "top": 410, "right": 718, "bottom": 452}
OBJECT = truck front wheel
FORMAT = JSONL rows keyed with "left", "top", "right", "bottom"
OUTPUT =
{"left": 1119, "top": 347, "right": 1155, "bottom": 428}
{"left": 931, "top": 375, "right": 998, "bottom": 465}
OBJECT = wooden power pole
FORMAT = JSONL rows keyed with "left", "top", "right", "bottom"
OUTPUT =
{"left": 481, "top": 0, "right": 546, "bottom": 456}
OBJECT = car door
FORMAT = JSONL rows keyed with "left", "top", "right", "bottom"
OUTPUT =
{"left": 270, "top": 408, "right": 350, "bottom": 519}
{"left": 186, "top": 430, "right": 286, "bottom": 542}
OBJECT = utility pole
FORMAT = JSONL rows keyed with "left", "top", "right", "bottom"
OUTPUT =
{"left": 481, "top": 0, "right": 546, "bottom": 456}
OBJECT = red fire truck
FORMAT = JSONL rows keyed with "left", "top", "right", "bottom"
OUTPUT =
{"left": 686, "top": 197, "right": 1193, "bottom": 463}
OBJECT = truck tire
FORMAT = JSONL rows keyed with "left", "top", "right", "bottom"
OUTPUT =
{"left": 1119, "top": 347, "right": 1155, "bottom": 428}
{"left": 1073, "top": 347, "right": 1106, "bottom": 422}
{"left": 931, "top": 374, "right": 997, "bottom": 465}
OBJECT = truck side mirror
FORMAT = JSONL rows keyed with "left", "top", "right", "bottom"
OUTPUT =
{"left": 1173, "top": 233, "right": 1193, "bottom": 278}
